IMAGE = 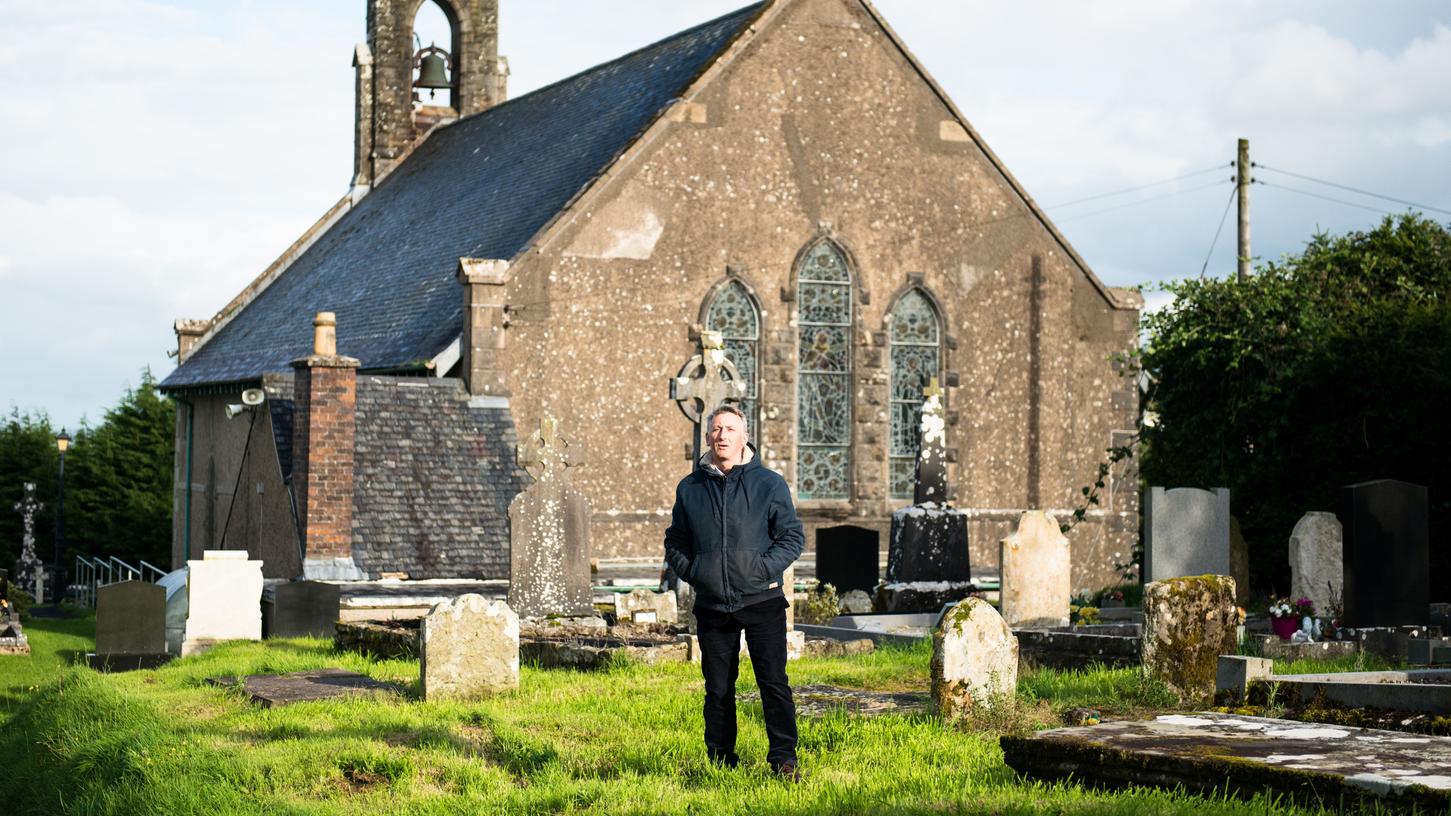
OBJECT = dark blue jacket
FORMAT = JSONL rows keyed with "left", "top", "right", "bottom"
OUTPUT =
{"left": 663, "top": 447, "right": 804, "bottom": 612}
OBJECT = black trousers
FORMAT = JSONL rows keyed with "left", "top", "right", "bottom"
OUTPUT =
{"left": 695, "top": 596, "right": 797, "bottom": 768}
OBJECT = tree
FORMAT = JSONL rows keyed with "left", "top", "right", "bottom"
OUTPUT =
{"left": 66, "top": 370, "right": 175, "bottom": 568}
{"left": 1140, "top": 214, "right": 1451, "bottom": 599}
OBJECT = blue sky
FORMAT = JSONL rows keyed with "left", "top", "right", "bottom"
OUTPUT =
{"left": 2, "top": 0, "right": 1449, "bottom": 430}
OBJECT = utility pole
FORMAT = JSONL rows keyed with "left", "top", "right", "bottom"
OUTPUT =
{"left": 1237, "top": 138, "right": 1251, "bottom": 282}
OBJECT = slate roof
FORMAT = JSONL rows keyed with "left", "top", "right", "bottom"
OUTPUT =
{"left": 161, "top": 3, "right": 764, "bottom": 390}
{"left": 267, "top": 376, "right": 528, "bottom": 579}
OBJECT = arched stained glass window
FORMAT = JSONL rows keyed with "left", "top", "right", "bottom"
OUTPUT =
{"left": 705, "top": 281, "right": 760, "bottom": 436}
{"left": 889, "top": 289, "right": 941, "bottom": 499}
{"left": 796, "top": 242, "right": 852, "bottom": 499}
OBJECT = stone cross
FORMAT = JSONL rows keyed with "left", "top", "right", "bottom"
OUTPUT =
{"left": 508, "top": 416, "right": 595, "bottom": 620}
{"left": 913, "top": 377, "right": 949, "bottom": 505}
{"left": 13, "top": 482, "right": 44, "bottom": 596}
{"left": 670, "top": 330, "right": 748, "bottom": 464}
{"left": 518, "top": 415, "right": 583, "bottom": 480}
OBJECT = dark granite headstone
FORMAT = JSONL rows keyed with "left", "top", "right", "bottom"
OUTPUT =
{"left": 1340, "top": 479, "right": 1429, "bottom": 627}
{"left": 886, "top": 506, "right": 970, "bottom": 583}
{"left": 95, "top": 580, "right": 166, "bottom": 655}
{"left": 264, "top": 581, "right": 342, "bottom": 639}
{"left": 815, "top": 525, "right": 879, "bottom": 593}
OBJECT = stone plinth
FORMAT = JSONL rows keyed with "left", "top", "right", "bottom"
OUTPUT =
{"left": 887, "top": 503, "right": 970, "bottom": 584}
{"left": 183, "top": 551, "right": 263, "bottom": 656}
{"left": 95, "top": 580, "right": 166, "bottom": 655}
{"left": 1289, "top": 512, "right": 1343, "bottom": 618}
{"left": 1144, "top": 487, "right": 1231, "bottom": 582}
{"left": 615, "top": 589, "right": 678, "bottom": 624}
{"left": 931, "top": 597, "right": 1018, "bottom": 719}
{"left": 419, "top": 594, "right": 519, "bottom": 701}
{"left": 1142, "top": 575, "right": 1238, "bottom": 701}
{"left": 999, "top": 511, "right": 1070, "bottom": 628}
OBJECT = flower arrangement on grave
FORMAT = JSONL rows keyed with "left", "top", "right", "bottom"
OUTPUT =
{"left": 1269, "top": 597, "right": 1316, "bottom": 640}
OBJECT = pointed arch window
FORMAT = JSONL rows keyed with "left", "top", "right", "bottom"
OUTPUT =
{"left": 889, "top": 289, "right": 941, "bottom": 499}
{"left": 705, "top": 280, "right": 760, "bottom": 436}
{"left": 796, "top": 242, "right": 852, "bottom": 499}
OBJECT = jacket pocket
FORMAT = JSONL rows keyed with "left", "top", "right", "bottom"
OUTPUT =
{"left": 726, "top": 548, "right": 769, "bottom": 596}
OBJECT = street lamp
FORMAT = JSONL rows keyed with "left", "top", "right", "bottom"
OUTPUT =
{"left": 54, "top": 429, "right": 70, "bottom": 602}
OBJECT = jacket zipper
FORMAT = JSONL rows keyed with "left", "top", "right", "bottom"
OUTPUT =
{"left": 718, "top": 471, "right": 731, "bottom": 603}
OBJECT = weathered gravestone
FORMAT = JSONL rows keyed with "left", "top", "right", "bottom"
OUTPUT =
{"left": 1341, "top": 479, "right": 1429, "bottom": 627}
{"left": 815, "top": 525, "right": 879, "bottom": 594}
{"left": 999, "top": 511, "right": 1070, "bottom": 628}
{"left": 13, "top": 483, "right": 44, "bottom": 601}
{"left": 1141, "top": 575, "right": 1238, "bottom": 700}
{"left": 931, "top": 597, "right": 1018, "bottom": 719}
{"left": 508, "top": 417, "right": 594, "bottom": 620}
{"left": 616, "top": 589, "right": 678, "bottom": 624}
{"left": 1228, "top": 516, "right": 1250, "bottom": 605}
{"left": 419, "top": 594, "right": 519, "bottom": 701}
{"left": 183, "top": 550, "right": 263, "bottom": 656}
{"left": 1144, "top": 487, "right": 1231, "bottom": 583}
{"left": 95, "top": 580, "right": 166, "bottom": 656}
{"left": 0, "top": 568, "right": 28, "bottom": 656}
{"left": 1289, "top": 511, "right": 1343, "bottom": 618}
{"left": 884, "top": 380, "right": 971, "bottom": 611}
{"left": 264, "top": 581, "right": 342, "bottom": 639}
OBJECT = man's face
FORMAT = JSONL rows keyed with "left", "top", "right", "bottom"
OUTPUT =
{"left": 708, "top": 411, "right": 748, "bottom": 464}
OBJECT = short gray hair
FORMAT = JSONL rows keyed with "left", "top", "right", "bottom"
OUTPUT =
{"left": 706, "top": 403, "right": 749, "bottom": 435}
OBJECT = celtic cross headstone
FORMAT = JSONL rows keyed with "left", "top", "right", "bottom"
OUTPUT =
{"left": 670, "top": 330, "right": 748, "bottom": 464}
{"left": 13, "top": 483, "right": 44, "bottom": 601}
{"left": 508, "top": 416, "right": 595, "bottom": 620}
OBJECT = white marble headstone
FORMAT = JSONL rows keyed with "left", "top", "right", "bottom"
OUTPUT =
{"left": 181, "top": 550, "right": 263, "bottom": 656}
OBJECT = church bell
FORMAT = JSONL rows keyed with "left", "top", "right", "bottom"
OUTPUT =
{"left": 414, "top": 45, "right": 452, "bottom": 97}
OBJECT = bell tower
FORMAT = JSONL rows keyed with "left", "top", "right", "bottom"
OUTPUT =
{"left": 353, "top": 0, "right": 509, "bottom": 190}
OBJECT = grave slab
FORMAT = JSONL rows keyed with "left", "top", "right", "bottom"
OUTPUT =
{"left": 1002, "top": 712, "right": 1451, "bottom": 812}
{"left": 741, "top": 683, "right": 927, "bottom": 717}
{"left": 207, "top": 668, "right": 400, "bottom": 707}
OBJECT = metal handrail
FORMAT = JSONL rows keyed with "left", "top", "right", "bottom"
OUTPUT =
{"left": 72, "top": 554, "right": 168, "bottom": 607}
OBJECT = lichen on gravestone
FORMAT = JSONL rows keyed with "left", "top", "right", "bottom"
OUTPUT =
{"left": 931, "top": 597, "right": 1018, "bottom": 719}
{"left": 1141, "top": 574, "right": 1238, "bottom": 702}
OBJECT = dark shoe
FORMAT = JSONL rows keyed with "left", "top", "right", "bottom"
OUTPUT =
{"left": 773, "top": 761, "right": 802, "bottom": 782}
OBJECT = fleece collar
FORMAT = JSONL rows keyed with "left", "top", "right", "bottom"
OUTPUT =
{"left": 699, "top": 443, "right": 756, "bottom": 477}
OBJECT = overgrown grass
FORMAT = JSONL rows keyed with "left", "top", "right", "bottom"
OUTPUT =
{"left": 0, "top": 621, "right": 1370, "bottom": 815}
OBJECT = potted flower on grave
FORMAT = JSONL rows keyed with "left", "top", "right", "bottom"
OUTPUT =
{"left": 1269, "top": 597, "right": 1315, "bottom": 640}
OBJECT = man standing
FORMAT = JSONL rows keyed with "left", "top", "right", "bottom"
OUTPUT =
{"left": 664, "top": 404, "right": 804, "bottom": 780}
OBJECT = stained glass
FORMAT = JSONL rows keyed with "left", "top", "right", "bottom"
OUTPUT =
{"left": 706, "top": 281, "right": 760, "bottom": 436}
{"left": 889, "top": 289, "right": 941, "bottom": 499}
{"left": 796, "top": 242, "right": 851, "bottom": 499}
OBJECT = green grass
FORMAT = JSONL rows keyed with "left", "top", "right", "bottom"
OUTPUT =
{"left": 0, "top": 620, "right": 1377, "bottom": 815}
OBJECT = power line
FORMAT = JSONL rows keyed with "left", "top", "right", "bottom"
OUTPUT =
{"left": 1053, "top": 179, "right": 1231, "bottom": 223}
{"left": 1255, "top": 164, "right": 1451, "bottom": 217}
{"left": 1044, "top": 164, "right": 1232, "bottom": 209}
{"left": 1199, "top": 186, "right": 1237, "bottom": 279}
{"left": 1255, "top": 179, "right": 1395, "bottom": 215}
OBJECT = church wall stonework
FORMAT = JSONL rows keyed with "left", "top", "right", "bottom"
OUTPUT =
{"left": 499, "top": 0, "right": 1139, "bottom": 591}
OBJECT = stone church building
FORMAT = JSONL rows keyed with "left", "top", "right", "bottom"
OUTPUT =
{"left": 159, "top": 0, "right": 1141, "bottom": 591}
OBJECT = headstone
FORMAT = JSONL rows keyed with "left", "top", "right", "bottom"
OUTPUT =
{"left": 0, "top": 567, "right": 28, "bottom": 656}
{"left": 1228, "top": 516, "right": 1250, "bottom": 605}
{"left": 885, "top": 380, "right": 971, "bottom": 594}
{"left": 1144, "top": 487, "right": 1231, "bottom": 582}
{"left": 508, "top": 416, "right": 595, "bottom": 619}
{"left": 158, "top": 568, "right": 189, "bottom": 655}
{"left": 182, "top": 550, "right": 263, "bottom": 656}
{"left": 998, "top": 511, "right": 1070, "bottom": 628}
{"left": 264, "top": 581, "right": 342, "bottom": 639}
{"left": 1141, "top": 575, "right": 1238, "bottom": 700}
{"left": 1341, "top": 479, "right": 1429, "bottom": 627}
{"left": 419, "top": 594, "right": 519, "bottom": 701}
{"left": 669, "top": 330, "right": 748, "bottom": 464}
{"left": 616, "top": 589, "right": 678, "bottom": 624}
{"left": 839, "top": 589, "right": 872, "bottom": 615}
{"left": 815, "top": 525, "right": 879, "bottom": 593}
{"left": 1289, "top": 512, "right": 1343, "bottom": 618}
{"left": 931, "top": 597, "right": 1018, "bottom": 718}
{"left": 95, "top": 581, "right": 166, "bottom": 655}
{"left": 13, "top": 483, "right": 44, "bottom": 597}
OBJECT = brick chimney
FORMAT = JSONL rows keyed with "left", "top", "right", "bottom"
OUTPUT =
{"left": 291, "top": 311, "right": 365, "bottom": 580}
{"left": 456, "top": 258, "right": 510, "bottom": 397}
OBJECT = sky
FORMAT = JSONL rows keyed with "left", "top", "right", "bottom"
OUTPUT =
{"left": 2, "top": 0, "right": 1449, "bottom": 431}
